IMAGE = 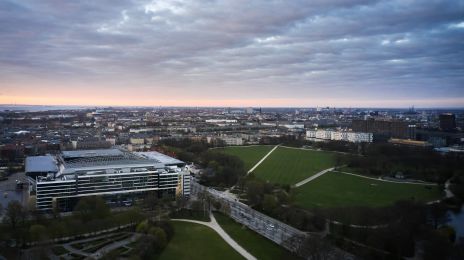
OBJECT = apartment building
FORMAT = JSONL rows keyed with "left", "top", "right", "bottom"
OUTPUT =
{"left": 306, "top": 129, "right": 373, "bottom": 143}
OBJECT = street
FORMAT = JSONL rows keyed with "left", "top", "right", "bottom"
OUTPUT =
{"left": 191, "top": 181, "right": 307, "bottom": 252}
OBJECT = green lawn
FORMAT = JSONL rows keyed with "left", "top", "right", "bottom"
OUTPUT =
{"left": 214, "top": 212, "right": 297, "bottom": 260}
{"left": 158, "top": 222, "right": 244, "bottom": 260}
{"left": 295, "top": 172, "right": 443, "bottom": 208}
{"left": 220, "top": 145, "right": 274, "bottom": 171}
{"left": 253, "top": 147, "right": 337, "bottom": 185}
{"left": 51, "top": 245, "right": 68, "bottom": 256}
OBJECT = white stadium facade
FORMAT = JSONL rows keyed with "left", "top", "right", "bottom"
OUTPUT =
{"left": 25, "top": 148, "right": 191, "bottom": 212}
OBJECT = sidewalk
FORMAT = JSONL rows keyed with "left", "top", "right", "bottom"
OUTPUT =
{"left": 172, "top": 213, "right": 257, "bottom": 260}
{"left": 293, "top": 167, "right": 336, "bottom": 187}
{"left": 247, "top": 145, "right": 279, "bottom": 174}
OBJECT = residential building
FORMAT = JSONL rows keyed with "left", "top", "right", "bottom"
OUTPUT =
{"left": 306, "top": 130, "right": 373, "bottom": 143}
{"left": 352, "top": 119, "right": 416, "bottom": 140}
{"left": 439, "top": 113, "right": 456, "bottom": 131}
{"left": 220, "top": 136, "right": 244, "bottom": 146}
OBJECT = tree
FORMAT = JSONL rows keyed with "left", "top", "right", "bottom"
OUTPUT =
{"left": 423, "top": 231, "right": 451, "bottom": 260}
{"left": 148, "top": 226, "right": 168, "bottom": 249}
{"left": 29, "top": 224, "right": 48, "bottom": 242}
{"left": 136, "top": 220, "right": 150, "bottom": 233}
{"left": 297, "top": 236, "right": 333, "bottom": 260}
{"left": 262, "top": 194, "right": 277, "bottom": 213}
{"left": 175, "top": 195, "right": 188, "bottom": 210}
{"left": 73, "top": 196, "right": 110, "bottom": 222}
{"left": 136, "top": 235, "right": 158, "bottom": 258}
{"left": 3, "top": 201, "right": 25, "bottom": 231}
{"left": 142, "top": 191, "right": 159, "bottom": 211}
{"left": 429, "top": 203, "right": 449, "bottom": 229}
{"left": 245, "top": 180, "right": 264, "bottom": 206}
{"left": 135, "top": 223, "right": 169, "bottom": 258}
{"left": 191, "top": 200, "right": 204, "bottom": 212}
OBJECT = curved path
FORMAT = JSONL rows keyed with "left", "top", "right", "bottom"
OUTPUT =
{"left": 172, "top": 213, "right": 257, "bottom": 260}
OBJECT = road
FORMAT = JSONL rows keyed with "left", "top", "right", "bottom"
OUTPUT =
{"left": 0, "top": 172, "right": 29, "bottom": 220}
{"left": 191, "top": 181, "right": 307, "bottom": 252}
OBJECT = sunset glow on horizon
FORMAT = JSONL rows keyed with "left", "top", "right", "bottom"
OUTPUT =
{"left": 0, "top": 0, "right": 463, "bottom": 108}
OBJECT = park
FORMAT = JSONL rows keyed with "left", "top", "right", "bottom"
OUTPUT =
{"left": 220, "top": 145, "right": 443, "bottom": 208}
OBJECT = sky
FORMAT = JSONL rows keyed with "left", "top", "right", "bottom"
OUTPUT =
{"left": 0, "top": 0, "right": 463, "bottom": 108}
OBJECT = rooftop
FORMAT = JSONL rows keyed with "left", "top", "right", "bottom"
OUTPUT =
{"left": 26, "top": 149, "right": 185, "bottom": 178}
{"left": 136, "top": 151, "right": 185, "bottom": 165}
{"left": 25, "top": 155, "right": 58, "bottom": 173}
{"left": 61, "top": 149, "right": 156, "bottom": 170}
{"left": 62, "top": 149, "right": 124, "bottom": 159}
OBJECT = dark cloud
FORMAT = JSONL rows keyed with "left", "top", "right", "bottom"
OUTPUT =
{"left": 0, "top": 0, "right": 463, "bottom": 105}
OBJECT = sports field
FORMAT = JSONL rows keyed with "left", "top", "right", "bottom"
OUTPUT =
{"left": 252, "top": 147, "right": 337, "bottom": 185}
{"left": 214, "top": 212, "right": 297, "bottom": 260}
{"left": 294, "top": 172, "right": 443, "bottom": 208}
{"left": 221, "top": 145, "right": 274, "bottom": 171}
{"left": 159, "top": 222, "right": 243, "bottom": 260}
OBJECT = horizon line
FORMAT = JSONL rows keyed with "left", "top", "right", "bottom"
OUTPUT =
{"left": 1, "top": 103, "right": 463, "bottom": 110}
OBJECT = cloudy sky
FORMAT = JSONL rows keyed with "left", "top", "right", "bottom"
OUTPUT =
{"left": 0, "top": 0, "right": 463, "bottom": 107}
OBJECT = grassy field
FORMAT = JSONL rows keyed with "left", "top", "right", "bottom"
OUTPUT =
{"left": 158, "top": 222, "right": 244, "bottom": 260}
{"left": 295, "top": 172, "right": 443, "bottom": 208}
{"left": 214, "top": 212, "right": 297, "bottom": 260}
{"left": 220, "top": 145, "right": 274, "bottom": 171}
{"left": 253, "top": 147, "right": 337, "bottom": 185}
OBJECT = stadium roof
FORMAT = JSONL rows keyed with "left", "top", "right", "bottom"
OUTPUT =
{"left": 25, "top": 155, "right": 58, "bottom": 173}
{"left": 62, "top": 149, "right": 124, "bottom": 159}
{"left": 61, "top": 149, "right": 158, "bottom": 170}
{"left": 136, "top": 151, "right": 185, "bottom": 165}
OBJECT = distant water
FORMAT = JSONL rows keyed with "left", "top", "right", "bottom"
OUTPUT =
{"left": 0, "top": 105, "right": 91, "bottom": 112}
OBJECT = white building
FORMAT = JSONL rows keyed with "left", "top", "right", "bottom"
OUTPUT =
{"left": 306, "top": 130, "right": 372, "bottom": 143}
{"left": 315, "top": 130, "right": 332, "bottom": 140}
{"left": 178, "top": 172, "right": 191, "bottom": 198}
{"left": 346, "top": 132, "right": 373, "bottom": 143}
{"left": 26, "top": 149, "right": 190, "bottom": 211}
{"left": 205, "top": 119, "right": 237, "bottom": 124}
{"left": 220, "top": 136, "right": 244, "bottom": 146}
{"left": 282, "top": 124, "right": 305, "bottom": 129}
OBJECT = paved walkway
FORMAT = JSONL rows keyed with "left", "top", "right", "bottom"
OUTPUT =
{"left": 247, "top": 145, "right": 279, "bottom": 174}
{"left": 58, "top": 232, "right": 135, "bottom": 259}
{"left": 333, "top": 170, "right": 438, "bottom": 185}
{"left": 279, "top": 145, "right": 352, "bottom": 155}
{"left": 62, "top": 243, "right": 90, "bottom": 258}
{"left": 92, "top": 233, "right": 140, "bottom": 259}
{"left": 172, "top": 213, "right": 257, "bottom": 260}
{"left": 210, "top": 145, "right": 275, "bottom": 150}
{"left": 293, "top": 167, "right": 336, "bottom": 187}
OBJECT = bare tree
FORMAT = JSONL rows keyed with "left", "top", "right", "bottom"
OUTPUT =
{"left": 288, "top": 234, "right": 334, "bottom": 260}
{"left": 3, "top": 201, "right": 26, "bottom": 231}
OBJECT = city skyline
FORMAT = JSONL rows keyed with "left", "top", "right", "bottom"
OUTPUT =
{"left": 1, "top": 0, "right": 463, "bottom": 107}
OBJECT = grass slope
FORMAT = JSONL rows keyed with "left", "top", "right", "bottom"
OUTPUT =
{"left": 214, "top": 212, "right": 297, "bottom": 260}
{"left": 253, "top": 147, "right": 337, "bottom": 185}
{"left": 220, "top": 145, "right": 274, "bottom": 171}
{"left": 295, "top": 172, "right": 443, "bottom": 208}
{"left": 158, "top": 222, "right": 244, "bottom": 260}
